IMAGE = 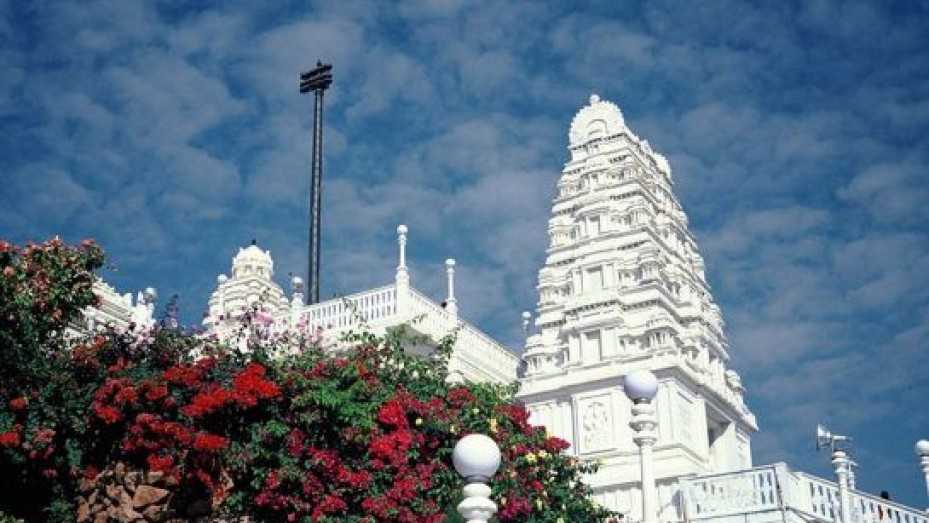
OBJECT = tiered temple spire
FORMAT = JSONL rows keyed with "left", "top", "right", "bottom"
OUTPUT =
{"left": 517, "top": 94, "right": 756, "bottom": 518}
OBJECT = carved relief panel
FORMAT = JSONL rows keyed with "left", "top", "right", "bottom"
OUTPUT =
{"left": 577, "top": 394, "right": 615, "bottom": 453}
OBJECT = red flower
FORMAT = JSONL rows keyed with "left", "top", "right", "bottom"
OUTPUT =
{"left": 163, "top": 365, "right": 203, "bottom": 387}
{"left": 377, "top": 400, "right": 408, "bottom": 428}
{"left": 448, "top": 387, "right": 475, "bottom": 407}
{"left": 93, "top": 404, "right": 122, "bottom": 424}
{"left": 0, "top": 430, "right": 21, "bottom": 448}
{"left": 312, "top": 494, "right": 347, "bottom": 520}
{"left": 143, "top": 383, "right": 168, "bottom": 402}
{"left": 543, "top": 436, "right": 571, "bottom": 453}
{"left": 113, "top": 385, "right": 138, "bottom": 405}
{"left": 285, "top": 429, "right": 305, "bottom": 458}
{"left": 232, "top": 363, "right": 281, "bottom": 404}
{"left": 369, "top": 430, "right": 414, "bottom": 467}
{"left": 337, "top": 467, "right": 372, "bottom": 489}
{"left": 499, "top": 495, "right": 532, "bottom": 520}
{"left": 9, "top": 397, "right": 28, "bottom": 411}
{"left": 192, "top": 432, "right": 229, "bottom": 452}
{"left": 34, "top": 428, "right": 55, "bottom": 446}
{"left": 147, "top": 454, "right": 174, "bottom": 472}
{"left": 181, "top": 386, "right": 233, "bottom": 417}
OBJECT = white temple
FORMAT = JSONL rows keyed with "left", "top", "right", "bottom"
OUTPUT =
{"left": 82, "top": 94, "right": 929, "bottom": 523}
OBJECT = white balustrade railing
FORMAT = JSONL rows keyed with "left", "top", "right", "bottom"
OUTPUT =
{"left": 682, "top": 464, "right": 929, "bottom": 523}
{"left": 297, "top": 285, "right": 397, "bottom": 332}
{"left": 795, "top": 472, "right": 929, "bottom": 523}
{"left": 282, "top": 284, "right": 518, "bottom": 383}
{"left": 682, "top": 465, "right": 782, "bottom": 519}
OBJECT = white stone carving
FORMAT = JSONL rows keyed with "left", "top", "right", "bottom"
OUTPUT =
{"left": 581, "top": 398, "right": 612, "bottom": 453}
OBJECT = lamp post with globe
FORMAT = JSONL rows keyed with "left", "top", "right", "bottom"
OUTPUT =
{"left": 453, "top": 434, "right": 502, "bottom": 523}
{"left": 625, "top": 369, "right": 660, "bottom": 523}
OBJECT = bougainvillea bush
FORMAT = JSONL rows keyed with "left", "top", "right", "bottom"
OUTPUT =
{"left": 0, "top": 238, "right": 619, "bottom": 522}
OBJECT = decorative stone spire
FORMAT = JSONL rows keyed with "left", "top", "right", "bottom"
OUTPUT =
{"left": 445, "top": 258, "right": 458, "bottom": 316}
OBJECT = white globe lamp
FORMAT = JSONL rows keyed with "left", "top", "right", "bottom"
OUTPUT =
{"left": 625, "top": 369, "right": 659, "bottom": 402}
{"left": 916, "top": 439, "right": 929, "bottom": 457}
{"left": 453, "top": 434, "right": 501, "bottom": 482}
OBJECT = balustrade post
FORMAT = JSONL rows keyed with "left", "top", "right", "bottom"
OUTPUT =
{"left": 445, "top": 258, "right": 458, "bottom": 316}
{"left": 832, "top": 449, "right": 853, "bottom": 523}
{"left": 916, "top": 440, "right": 929, "bottom": 511}
{"left": 453, "top": 434, "right": 501, "bottom": 523}
{"left": 395, "top": 225, "right": 410, "bottom": 317}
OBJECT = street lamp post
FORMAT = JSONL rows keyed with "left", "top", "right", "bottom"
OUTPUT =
{"left": 453, "top": 434, "right": 501, "bottom": 523}
{"left": 625, "top": 369, "right": 660, "bottom": 523}
{"left": 299, "top": 61, "right": 333, "bottom": 305}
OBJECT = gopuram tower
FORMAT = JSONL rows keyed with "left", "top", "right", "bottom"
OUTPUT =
{"left": 517, "top": 95, "right": 758, "bottom": 519}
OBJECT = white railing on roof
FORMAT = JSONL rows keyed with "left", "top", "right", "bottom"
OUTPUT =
{"left": 283, "top": 284, "right": 518, "bottom": 383}
{"left": 681, "top": 464, "right": 929, "bottom": 523}
{"left": 796, "top": 472, "right": 928, "bottom": 523}
{"left": 298, "top": 285, "right": 397, "bottom": 332}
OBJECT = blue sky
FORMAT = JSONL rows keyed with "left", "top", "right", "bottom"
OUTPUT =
{"left": 2, "top": 0, "right": 928, "bottom": 507}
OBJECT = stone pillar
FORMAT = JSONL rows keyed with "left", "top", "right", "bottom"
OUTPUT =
{"left": 445, "top": 258, "right": 458, "bottom": 316}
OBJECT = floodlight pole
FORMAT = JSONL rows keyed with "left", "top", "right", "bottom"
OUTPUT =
{"left": 299, "top": 61, "right": 333, "bottom": 304}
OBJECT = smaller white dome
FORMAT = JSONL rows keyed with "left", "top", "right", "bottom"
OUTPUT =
{"left": 232, "top": 243, "right": 274, "bottom": 279}
{"left": 453, "top": 434, "right": 501, "bottom": 481}
{"left": 624, "top": 369, "right": 659, "bottom": 401}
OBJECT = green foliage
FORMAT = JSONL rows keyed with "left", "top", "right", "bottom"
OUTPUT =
{"left": 0, "top": 238, "right": 620, "bottom": 522}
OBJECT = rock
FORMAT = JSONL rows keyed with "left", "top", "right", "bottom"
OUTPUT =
{"left": 142, "top": 505, "right": 164, "bottom": 523}
{"left": 132, "top": 485, "right": 170, "bottom": 508}
{"left": 77, "top": 502, "right": 91, "bottom": 523}
{"left": 79, "top": 477, "right": 97, "bottom": 493}
{"left": 145, "top": 470, "right": 164, "bottom": 485}
{"left": 106, "top": 484, "right": 123, "bottom": 502}
{"left": 115, "top": 503, "right": 143, "bottom": 522}
{"left": 125, "top": 471, "right": 141, "bottom": 492}
{"left": 119, "top": 489, "right": 134, "bottom": 514}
